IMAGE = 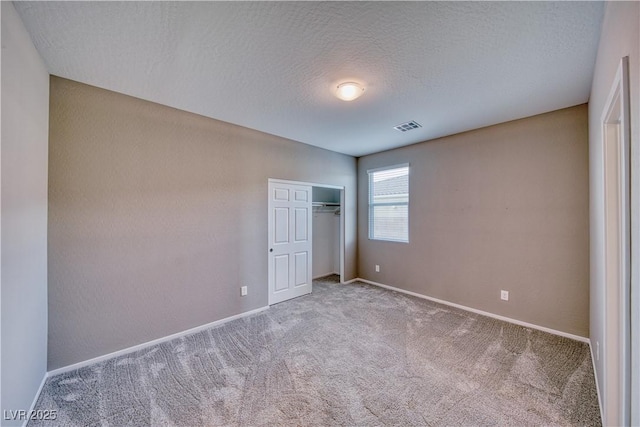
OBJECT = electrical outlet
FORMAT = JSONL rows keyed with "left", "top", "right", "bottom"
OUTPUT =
{"left": 241, "top": 286, "right": 248, "bottom": 296}
{"left": 500, "top": 290, "right": 509, "bottom": 301}
{"left": 375, "top": 265, "right": 380, "bottom": 273}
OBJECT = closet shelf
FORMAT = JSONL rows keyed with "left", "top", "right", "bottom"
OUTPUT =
{"left": 312, "top": 202, "right": 341, "bottom": 215}
{"left": 312, "top": 202, "right": 340, "bottom": 207}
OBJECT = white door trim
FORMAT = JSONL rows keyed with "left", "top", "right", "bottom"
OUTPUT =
{"left": 633, "top": 20, "right": 640, "bottom": 427}
{"left": 600, "top": 56, "right": 631, "bottom": 427}
{"left": 271, "top": 179, "right": 344, "bottom": 190}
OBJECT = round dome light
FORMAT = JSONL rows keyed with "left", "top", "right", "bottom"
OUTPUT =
{"left": 335, "top": 82, "right": 365, "bottom": 101}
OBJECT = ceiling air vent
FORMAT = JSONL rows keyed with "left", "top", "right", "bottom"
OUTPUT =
{"left": 393, "top": 120, "right": 422, "bottom": 132}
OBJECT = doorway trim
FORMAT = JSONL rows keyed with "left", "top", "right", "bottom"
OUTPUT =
{"left": 600, "top": 56, "right": 631, "bottom": 426}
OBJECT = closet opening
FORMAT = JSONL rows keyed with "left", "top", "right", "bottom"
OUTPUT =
{"left": 312, "top": 186, "right": 343, "bottom": 283}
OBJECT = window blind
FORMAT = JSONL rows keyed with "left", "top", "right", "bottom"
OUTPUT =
{"left": 368, "top": 165, "right": 409, "bottom": 242}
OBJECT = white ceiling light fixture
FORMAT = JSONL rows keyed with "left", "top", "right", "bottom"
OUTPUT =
{"left": 335, "top": 82, "right": 365, "bottom": 101}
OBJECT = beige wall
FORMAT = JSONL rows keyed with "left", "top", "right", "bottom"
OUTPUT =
{"left": 48, "top": 77, "right": 357, "bottom": 370}
{"left": 1, "top": 3, "right": 50, "bottom": 425}
{"left": 588, "top": 2, "right": 639, "bottom": 424}
{"left": 358, "top": 105, "right": 589, "bottom": 337}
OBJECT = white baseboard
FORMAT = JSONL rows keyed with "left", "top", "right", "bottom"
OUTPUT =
{"left": 342, "top": 278, "right": 359, "bottom": 285}
{"left": 589, "top": 338, "right": 605, "bottom": 424}
{"left": 354, "top": 278, "right": 589, "bottom": 343}
{"left": 47, "top": 306, "right": 269, "bottom": 377}
{"left": 22, "top": 372, "right": 48, "bottom": 427}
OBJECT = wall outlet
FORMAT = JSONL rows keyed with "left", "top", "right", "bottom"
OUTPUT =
{"left": 500, "top": 290, "right": 509, "bottom": 301}
{"left": 241, "top": 286, "right": 248, "bottom": 296}
{"left": 375, "top": 265, "right": 380, "bottom": 273}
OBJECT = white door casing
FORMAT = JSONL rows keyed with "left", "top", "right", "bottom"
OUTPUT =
{"left": 601, "top": 56, "right": 631, "bottom": 427}
{"left": 268, "top": 181, "right": 312, "bottom": 305}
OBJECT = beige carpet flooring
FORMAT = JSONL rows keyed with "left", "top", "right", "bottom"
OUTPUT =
{"left": 30, "top": 275, "right": 601, "bottom": 426}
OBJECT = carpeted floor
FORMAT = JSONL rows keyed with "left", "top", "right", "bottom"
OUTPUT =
{"left": 30, "top": 276, "right": 601, "bottom": 426}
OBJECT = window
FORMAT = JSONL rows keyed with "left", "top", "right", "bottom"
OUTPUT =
{"left": 368, "top": 164, "right": 409, "bottom": 242}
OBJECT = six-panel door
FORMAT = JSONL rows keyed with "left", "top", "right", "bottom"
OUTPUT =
{"left": 268, "top": 182, "right": 312, "bottom": 305}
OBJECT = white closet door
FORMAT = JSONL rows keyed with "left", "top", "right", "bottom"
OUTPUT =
{"left": 268, "top": 181, "right": 312, "bottom": 305}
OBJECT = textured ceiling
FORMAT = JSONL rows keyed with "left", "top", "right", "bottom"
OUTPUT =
{"left": 15, "top": 1, "right": 604, "bottom": 157}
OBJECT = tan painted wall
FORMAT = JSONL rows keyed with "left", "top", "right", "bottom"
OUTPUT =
{"left": 48, "top": 77, "right": 357, "bottom": 370}
{"left": 588, "top": 2, "right": 639, "bottom": 423}
{"left": 1, "top": 3, "right": 49, "bottom": 424}
{"left": 358, "top": 105, "right": 589, "bottom": 337}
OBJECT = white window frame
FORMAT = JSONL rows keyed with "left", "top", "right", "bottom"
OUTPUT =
{"left": 368, "top": 163, "right": 409, "bottom": 243}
